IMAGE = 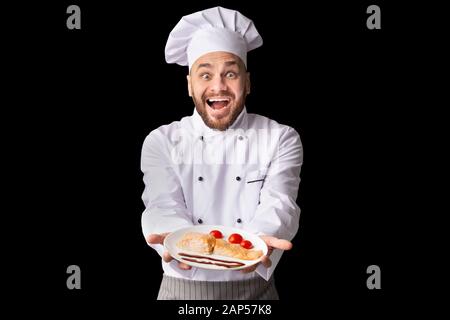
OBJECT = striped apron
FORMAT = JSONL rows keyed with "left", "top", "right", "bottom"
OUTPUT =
{"left": 157, "top": 274, "right": 279, "bottom": 300}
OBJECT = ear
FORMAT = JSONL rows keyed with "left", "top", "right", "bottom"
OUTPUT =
{"left": 246, "top": 72, "right": 251, "bottom": 95}
{"left": 187, "top": 75, "right": 192, "bottom": 97}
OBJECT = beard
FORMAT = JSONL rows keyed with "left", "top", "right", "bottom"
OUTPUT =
{"left": 192, "top": 90, "right": 246, "bottom": 131}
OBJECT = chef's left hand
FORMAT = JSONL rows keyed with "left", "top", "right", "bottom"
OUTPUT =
{"left": 240, "top": 235, "right": 292, "bottom": 273}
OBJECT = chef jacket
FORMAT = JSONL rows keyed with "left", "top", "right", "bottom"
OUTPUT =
{"left": 141, "top": 107, "right": 303, "bottom": 281}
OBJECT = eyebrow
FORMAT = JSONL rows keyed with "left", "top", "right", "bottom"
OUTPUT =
{"left": 196, "top": 63, "right": 212, "bottom": 71}
{"left": 224, "top": 60, "right": 238, "bottom": 67}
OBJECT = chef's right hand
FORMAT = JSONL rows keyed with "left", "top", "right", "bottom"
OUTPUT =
{"left": 146, "top": 233, "right": 192, "bottom": 270}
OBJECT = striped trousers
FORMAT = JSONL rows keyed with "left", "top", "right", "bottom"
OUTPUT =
{"left": 157, "top": 274, "right": 279, "bottom": 300}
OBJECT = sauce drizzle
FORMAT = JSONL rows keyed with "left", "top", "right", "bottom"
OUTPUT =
{"left": 179, "top": 252, "right": 245, "bottom": 268}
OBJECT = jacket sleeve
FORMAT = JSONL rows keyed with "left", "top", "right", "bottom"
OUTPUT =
{"left": 140, "top": 129, "right": 194, "bottom": 256}
{"left": 245, "top": 127, "right": 303, "bottom": 280}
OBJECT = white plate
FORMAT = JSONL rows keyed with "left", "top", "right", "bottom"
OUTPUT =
{"left": 164, "top": 225, "right": 268, "bottom": 270}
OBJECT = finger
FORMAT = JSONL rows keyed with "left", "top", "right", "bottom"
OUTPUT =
{"left": 146, "top": 233, "right": 170, "bottom": 245}
{"left": 260, "top": 255, "right": 272, "bottom": 268}
{"left": 178, "top": 262, "right": 192, "bottom": 270}
{"left": 162, "top": 251, "right": 174, "bottom": 263}
{"left": 260, "top": 236, "right": 293, "bottom": 251}
{"left": 241, "top": 265, "right": 258, "bottom": 273}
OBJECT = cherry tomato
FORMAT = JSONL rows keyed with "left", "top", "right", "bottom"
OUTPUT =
{"left": 209, "top": 230, "right": 223, "bottom": 239}
{"left": 240, "top": 240, "right": 253, "bottom": 249}
{"left": 228, "top": 233, "right": 243, "bottom": 244}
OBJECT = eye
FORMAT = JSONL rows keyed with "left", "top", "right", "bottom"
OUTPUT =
{"left": 200, "top": 73, "right": 211, "bottom": 80}
{"left": 226, "top": 72, "right": 236, "bottom": 78}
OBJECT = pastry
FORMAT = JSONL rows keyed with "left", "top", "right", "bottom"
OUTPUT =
{"left": 213, "top": 239, "right": 263, "bottom": 260}
{"left": 176, "top": 232, "right": 216, "bottom": 254}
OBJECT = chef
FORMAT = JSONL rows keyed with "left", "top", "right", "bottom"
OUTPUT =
{"left": 141, "top": 6, "right": 303, "bottom": 300}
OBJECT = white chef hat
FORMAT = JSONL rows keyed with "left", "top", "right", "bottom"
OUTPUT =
{"left": 165, "top": 6, "right": 263, "bottom": 70}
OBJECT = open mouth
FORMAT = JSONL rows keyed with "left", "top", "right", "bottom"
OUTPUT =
{"left": 206, "top": 97, "right": 230, "bottom": 110}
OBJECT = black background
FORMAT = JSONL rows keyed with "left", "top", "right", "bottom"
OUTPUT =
{"left": 5, "top": 0, "right": 444, "bottom": 317}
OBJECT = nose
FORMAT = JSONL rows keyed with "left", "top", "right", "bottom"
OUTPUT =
{"left": 210, "top": 75, "right": 228, "bottom": 93}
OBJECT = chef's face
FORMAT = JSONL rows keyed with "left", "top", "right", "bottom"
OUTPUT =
{"left": 187, "top": 51, "right": 250, "bottom": 131}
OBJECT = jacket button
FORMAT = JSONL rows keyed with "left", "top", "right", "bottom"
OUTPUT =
{"left": 237, "top": 218, "right": 242, "bottom": 223}
{"left": 198, "top": 218, "right": 203, "bottom": 224}
{"left": 198, "top": 176, "right": 203, "bottom": 181}
{"left": 238, "top": 136, "right": 244, "bottom": 140}
{"left": 200, "top": 136, "right": 204, "bottom": 141}
{"left": 236, "top": 176, "right": 241, "bottom": 181}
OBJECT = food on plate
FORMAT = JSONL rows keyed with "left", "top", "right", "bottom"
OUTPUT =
{"left": 176, "top": 232, "right": 216, "bottom": 254}
{"left": 228, "top": 233, "right": 243, "bottom": 244}
{"left": 240, "top": 240, "right": 253, "bottom": 249}
{"left": 214, "top": 239, "right": 262, "bottom": 260}
{"left": 209, "top": 230, "right": 223, "bottom": 239}
{"left": 175, "top": 230, "right": 263, "bottom": 261}
{"left": 178, "top": 252, "right": 245, "bottom": 268}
